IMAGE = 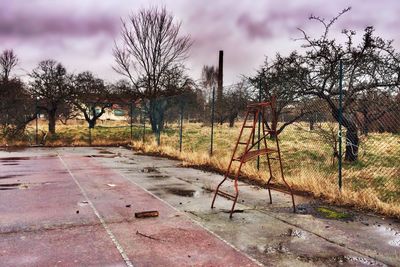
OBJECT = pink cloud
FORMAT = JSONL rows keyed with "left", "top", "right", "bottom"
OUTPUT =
{"left": 1, "top": 0, "right": 400, "bottom": 84}
{"left": 0, "top": 12, "right": 118, "bottom": 39}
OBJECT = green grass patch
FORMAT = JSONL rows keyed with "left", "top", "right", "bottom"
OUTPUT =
{"left": 316, "top": 207, "right": 352, "bottom": 220}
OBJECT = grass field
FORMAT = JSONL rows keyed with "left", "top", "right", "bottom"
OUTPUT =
{"left": 2, "top": 118, "right": 400, "bottom": 218}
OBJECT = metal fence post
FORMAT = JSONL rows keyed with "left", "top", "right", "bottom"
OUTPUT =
{"left": 338, "top": 60, "right": 343, "bottom": 191}
{"left": 257, "top": 78, "right": 262, "bottom": 170}
{"left": 210, "top": 86, "right": 216, "bottom": 155}
{"left": 179, "top": 103, "right": 184, "bottom": 152}
{"left": 35, "top": 97, "right": 39, "bottom": 145}
{"left": 130, "top": 102, "right": 133, "bottom": 141}
{"left": 89, "top": 106, "right": 93, "bottom": 146}
{"left": 142, "top": 105, "right": 146, "bottom": 143}
{"left": 88, "top": 126, "right": 92, "bottom": 146}
{"left": 157, "top": 128, "right": 161, "bottom": 146}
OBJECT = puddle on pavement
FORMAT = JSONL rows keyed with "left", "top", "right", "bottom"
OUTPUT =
{"left": 221, "top": 209, "right": 245, "bottom": 214}
{"left": 98, "top": 150, "right": 115, "bottom": 155}
{"left": 0, "top": 175, "right": 21, "bottom": 180}
{"left": 201, "top": 186, "right": 214, "bottom": 193}
{"left": 373, "top": 224, "right": 400, "bottom": 247}
{"left": 166, "top": 188, "right": 202, "bottom": 198}
{"left": 147, "top": 175, "right": 170, "bottom": 179}
{"left": 85, "top": 154, "right": 116, "bottom": 158}
{"left": 283, "top": 228, "right": 306, "bottom": 239}
{"left": 248, "top": 244, "right": 380, "bottom": 266}
{"left": 141, "top": 167, "right": 159, "bottom": 173}
{"left": 0, "top": 157, "right": 31, "bottom": 161}
{"left": 0, "top": 183, "right": 22, "bottom": 187}
{"left": 0, "top": 183, "right": 26, "bottom": 190}
{"left": 297, "top": 255, "right": 380, "bottom": 266}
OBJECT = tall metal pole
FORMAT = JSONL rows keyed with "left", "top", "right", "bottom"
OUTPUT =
{"left": 157, "top": 128, "right": 160, "bottom": 146}
{"left": 35, "top": 97, "right": 39, "bottom": 145}
{"left": 89, "top": 126, "right": 92, "bottom": 146}
{"left": 257, "top": 78, "right": 262, "bottom": 170}
{"left": 142, "top": 105, "right": 146, "bottom": 143}
{"left": 130, "top": 102, "right": 133, "bottom": 141}
{"left": 179, "top": 103, "right": 184, "bottom": 152}
{"left": 338, "top": 60, "right": 343, "bottom": 191}
{"left": 210, "top": 86, "right": 216, "bottom": 155}
{"left": 217, "top": 50, "right": 224, "bottom": 117}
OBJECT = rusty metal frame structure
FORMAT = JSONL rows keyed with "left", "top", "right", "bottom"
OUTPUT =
{"left": 211, "top": 101, "right": 296, "bottom": 218}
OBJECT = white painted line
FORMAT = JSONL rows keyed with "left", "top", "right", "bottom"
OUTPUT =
{"left": 57, "top": 154, "right": 134, "bottom": 267}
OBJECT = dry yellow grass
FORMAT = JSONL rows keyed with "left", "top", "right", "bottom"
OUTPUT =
{"left": 130, "top": 122, "right": 400, "bottom": 219}
{"left": 2, "top": 119, "right": 399, "bottom": 218}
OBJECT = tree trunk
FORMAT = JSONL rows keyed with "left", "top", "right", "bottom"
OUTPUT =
{"left": 309, "top": 115, "right": 315, "bottom": 131}
{"left": 88, "top": 119, "right": 96, "bottom": 129}
{"left": 361, "top": 110, "right": 370, "bottom": 136}
{"left": 344, "top": 123, "right": 359, "bottom": 162}
{"left": 270, "top": 115, "right": 278, "bottom": 139}
{"left": 48, "top": 110, "right": 56, "bottom": 134}
{"left": 149, "top": 99, "right": 166, "bottom": 133}
{"left": 228, "top": 113, "right": 237, "bottom": 128}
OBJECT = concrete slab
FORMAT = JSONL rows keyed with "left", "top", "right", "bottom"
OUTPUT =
{"left": 89, "top": 146, "right": 400, "bottom": 267}
{"left": 0, "top": 225, "right": 125, "bottom": 267}
{"left": 0, "top": 147, "right": 257, "bottom": 267}
{"left": 2, "top": 146, "right": 400, "bottom": 266}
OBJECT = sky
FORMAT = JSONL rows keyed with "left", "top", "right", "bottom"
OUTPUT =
{"left": 1, "top": 0, "right": 400, "bottom": 84}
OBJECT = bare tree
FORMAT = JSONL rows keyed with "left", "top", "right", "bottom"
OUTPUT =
{"left": 146, "top": 67, "right": 195, "bottom": 132}
{"left": 0, "top": 50, "right": 35, "bottom": 139}
{"left": 249, "top": 52, "right": 312, "bottom": 137}
{"left": 72, "top": 71, "right": 113, "bottom": 128}
{"left": 223, "top": 81, "right": 250, "bottom": 127}
{"left": 202, "top": 65, "right": 218, "bottom": 89}
{"left": 297, "top": 8, "right": 400, "bottom": 161}
{"left": 201, "top": 65, "right": 218, "bottom": 101}
{"left": 29, "top": 60, "right": 74, "bottom": 134}
{"left": 109, "top": 79, "right": 137, "bottom": 101}
{"left": 113, "top": 7, "right": 192, "bottom": 97}
{"left": 0, "top": 50, "right": 18, "bottom": 82}
{"left": 354, "top": 90, "right": 398, "bottom": 135}
{"left": 113, "top": 7, "right": 192, "bottom": 133}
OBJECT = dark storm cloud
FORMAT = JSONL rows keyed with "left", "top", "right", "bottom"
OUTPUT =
{"left": 236, "top": 5, "right": 329, "bottom": 40}
{"left": 1, "top": 0, "right": 399, "bottom": 83}
{"left": 0, "top": 1, "right": 119, "bottom": 39}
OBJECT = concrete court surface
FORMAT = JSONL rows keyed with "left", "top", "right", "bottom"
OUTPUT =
{"left": 0, "top": 147, "right": 399, "bottom": 267}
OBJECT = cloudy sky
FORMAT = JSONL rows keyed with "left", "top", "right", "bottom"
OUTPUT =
{"left": 1, "top": 0, "right": 400, "bottom": 84}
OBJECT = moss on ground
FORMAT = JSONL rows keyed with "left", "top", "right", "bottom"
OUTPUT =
{"left": 316, "top": 207, "right": 352, "bottom": 220}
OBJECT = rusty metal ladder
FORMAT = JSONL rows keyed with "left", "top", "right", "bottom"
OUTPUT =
{"left": 210, "top": 101, "right": 296, "bottom": 218}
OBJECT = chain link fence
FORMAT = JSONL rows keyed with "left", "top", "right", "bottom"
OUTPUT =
{"left": 1, "top": 87, "right": 399, "bottom": 216}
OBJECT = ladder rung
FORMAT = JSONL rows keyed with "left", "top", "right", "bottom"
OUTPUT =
{"left": 243, "top": 125, "right": 253, "bottom": 128}
{"left": 232, "top": 158, "right": 242, "bottom": 162}
{"left": 240, "top": 148, "right": 277, "bottom": 163}
{"left": 238, "top": 142, "right": 247, "bottom": 145}
{"left": 268, "top": 157, "right": 279, "bottom": 160}
{"left": 217, "top": 190, "right": 236, "bottom": 200}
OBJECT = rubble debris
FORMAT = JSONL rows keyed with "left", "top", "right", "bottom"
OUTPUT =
{"left": 135, "top": 210, "right": 159, "bottom": 218}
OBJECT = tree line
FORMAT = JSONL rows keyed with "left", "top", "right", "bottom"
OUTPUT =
{"left": 203, "top": 8, "right": 400, "bottom": 162}
{"left": 1, "top": 7, "right": 399, "bottom": 163}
